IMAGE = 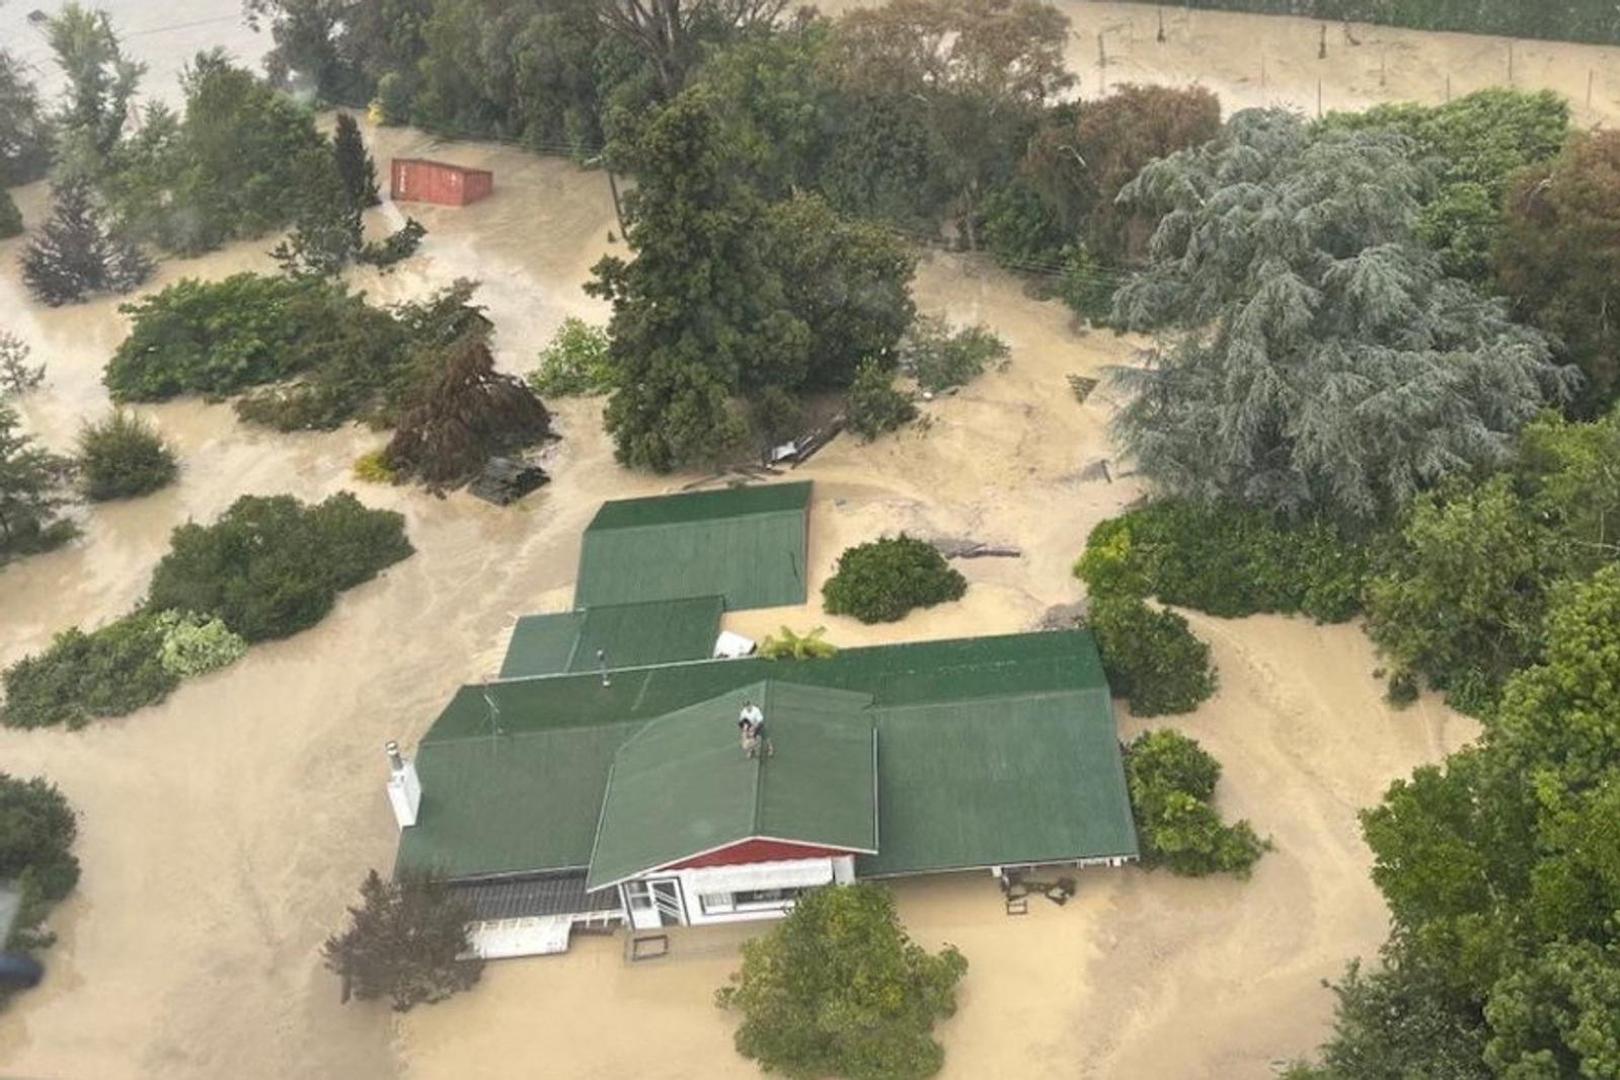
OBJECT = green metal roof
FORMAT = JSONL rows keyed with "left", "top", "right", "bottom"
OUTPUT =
{"left": 430, "top": 631, "right": 1109, "bottom": 743}
{"left": 499, "top": 596, "right": 724, "bottom": 678}
{"left": 573, "top": 483, "right": 811, "bottom": 610}
{"left": 859, "top": 687, "right": 1138, "bottom": 877}
{"left": 396, "top": 721, "right": 640, "bottom": 878}
{"left": 585, "top": 682, "right": 878, "bottom": 890}
{"left": 586, "top": 481, "right": 811, "bottom": 530}
{"left": 399, "top": 631, "right": 1136, "bottom": 884}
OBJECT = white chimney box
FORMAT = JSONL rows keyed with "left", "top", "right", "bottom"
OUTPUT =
{"left": 386, "top": 740, "right": 422, "bottom": 830}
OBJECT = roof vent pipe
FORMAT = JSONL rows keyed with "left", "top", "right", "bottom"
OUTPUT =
{"left": 385, "top": 740, "right": 422, "bottom": 830}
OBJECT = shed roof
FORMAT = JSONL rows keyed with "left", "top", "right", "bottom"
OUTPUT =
{"left": 585, "top": 682, "right": 878, "bottom": 890}
{"left": 450, "top": 872, "right": 620, "bottom": 921}
{"left": 499, "top": 596, "right": 724, "bottom": 679}
{"left": 573, "top": 482, "right": 810, "bottom": 610}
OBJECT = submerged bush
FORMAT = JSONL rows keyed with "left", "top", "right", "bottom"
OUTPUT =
{"left": 322, "top": 868, "right": 483, "bottom": 1012}
{"left": 902, "top": 317, "right": 1009, "bottom": 393}
{"left": 717, "top": 883, "right": 967, "bottom": 1080}
{"left": 1125, "top": 729, "right": 1268, "bottom": 878}
{"left": 822, "top": 534, "right": 967, "bottom": 624}
{"left": 145, "top": 492, "right": 413, "bottom": 643}
{"left": 76, "top": 410, "right": 178, "bottom": 501}
{"left": 846, "top": 358, "right": 917, "bottom": 441}
{"left": 529, "top": 318, "right": 613, "bottom": 397}
{"left": 0, "top": 613, "right": 177, "bottom": 729}
{"left": 1077, "top": 501, "right": 1370, "bottom": 623}
{"left": 1088, "top": 595, "right": 1215, "bottom": 716}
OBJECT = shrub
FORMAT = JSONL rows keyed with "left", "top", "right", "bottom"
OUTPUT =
{"left": 901, "top": 317, "right": 1009, "bottom": 393}
{"left": 1088, "top": 595, "right": 1215, "bottom": 716}
{"left": 717, "top": 883, "right": 967, "bottom": 1080}
{"left": 0, "top": 333, "right": 45, "bottom": 398}
{"left": 847, "top": 358, "right": 917, "bottom": 441}
{"left": 759, "top": 626, "right": 837, "bottom": 661}
{"left": 145, "top": 492, "right": 413, "bottom": 643}
{"left": 352, "top": 449, "right": 398, "bottom": 484}
{"left": 0, "top": 189, "right": 20, "bottom": 239}
{"left": 979, "top": 179, "right": 1065, "bottom": 269}
{"left": 105, "top": 275, "right": 484, "bottom": 435}
{"left": 153, "top": 610, "right": 247, "bottom": 678}
{"left": 0, "top": 774, "right": 80, "bottom": 954}
{"left": 822, "top": 535, "right": 967, "bottom": 624}
{"left": 322, "top": 868, "right": 482, "bottom": 1012}
{"left": 1055, "top": 246, "right": 1117, "bottom": 324}
{"left": 373, "top": 73, "right": 411, "bottom": 126}
{"left": 529, "top": 318, "right": 613, "bottom": 397}
{"left": 75, "top": 410, "right": 178, "bottom": 501}
{"left": 0, "top": 613, "right": 177, "bottom": 729}
{"left": 1076, "top": 501, "right": 1371, "bottom": 623}
{"left": 1125, "top": 729, "right": 1268, "bottom": 878}
{"left": 358, "top": 218, "right": 425, "bottom": 270}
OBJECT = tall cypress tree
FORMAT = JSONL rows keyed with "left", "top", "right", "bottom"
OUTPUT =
{"left": 332, "top": 112, "right": 380, "bottom": 209}
{"left": 20, "top": 178, "right": 151, "bottom": 306}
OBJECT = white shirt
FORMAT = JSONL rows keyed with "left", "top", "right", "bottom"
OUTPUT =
{"left": 739, "top": 705, "right": 764, "bottom": 728}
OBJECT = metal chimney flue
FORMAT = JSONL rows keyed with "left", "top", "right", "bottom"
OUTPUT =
{"left": 385, "top": 740, "right": 422, "bottom": 830}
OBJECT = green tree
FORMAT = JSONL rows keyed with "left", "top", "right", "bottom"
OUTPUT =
{"left": 1301, "top": 567, "right": 1620, "bottom": 1079}
{"left": 1023, "top": 83, "right": 1221, "bottom": 260}
{"left": 1089, "top": 594, "right": 1216, "bottom": 716}
{"left": 0, "top": 50, "right": 53, "bottom": 185}
{"left": 597, "top": 0, "right": 789, "bottom": 98}
{"left": 822, "top": 534, "right": 967, "bottom": 623}
{"left": 846, "top": 358, "right": 916, "bottom": 441}
{"left": 409, "top": 0, "right": 616, "bottom": 151}
{"left": 21, "top": 177, "right": 152, "bottom": 306}
{"left": 1298, "top": 958, "right": 1492, "bottom": 1080}
{"left": 75, "top": 410, "right": 178, "bottom": 501}
{"left": 0, "top": 334, "right": 45, "bottom": 399}
{"left": 830, "top": 0, "right": 1072, "bottom": 246}
{"left": 1112, "top": 108, "right": 1567, "bottom": 523}
{"left": 107, "top": 52, "right": 335, "bottom": 256}
{"left": 332, "top": 111, "right": 381, "bottom": 208}
{"left": 47, "top": 3, "right": 143, "bottom": 178}
{"left": 901, "top": 317, "right": 1007, "bottom": 393}
{"left": 764, "top": 194, "right": 917, "bottom": 389}
{"left": 383, "top": 337, "right": 552, "bottom": 489}
{"left": 1364, "top": 476, "right": 1556, "bottom": 713}
{"left": 0, "top": 774, "right": 80, "bottom": 955}
{"left": 1124, "top": 729, "right": 1267, "bottom": 877}
{"left": 587, "top": 88, "right": 792, "bottom": 469}
{"left": 0, "top": 189, "right": 20, "bottom": 239}
{"left": 0, "top": 404, "right": 75, "bottom": 563}
{"left": 716, "top": 883, "right": 967, "bottom": 1080}
{"left": 1498, "top": 129, "right": 1620, "bottom": 412}
{"left": 1324, "top": 88, "right": 1569, "bottom": 283}
{"left": 322, "top": 868, "right": 482, "bottom": 1012}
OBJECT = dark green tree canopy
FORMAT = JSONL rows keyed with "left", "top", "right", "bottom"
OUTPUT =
{"left": 0, "top": 405, "right": 75, "bottom": 564}
{"left": 0, "top": 50, "right": 53, "bottom": 186}
{"left": 322, "top": 868, "right": 482, "bottom": 1012}
{"left": 1112, "top": 108, "right": 1570, "bottom": 523}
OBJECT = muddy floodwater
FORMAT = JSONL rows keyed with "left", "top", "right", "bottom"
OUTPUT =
{"left": 4, "top": 0, "right": 1593, "bottom": 1075}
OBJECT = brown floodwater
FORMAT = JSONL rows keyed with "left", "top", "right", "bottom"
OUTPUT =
{"left": 3, "top": 1, "right": 1585, "bottom": 1075}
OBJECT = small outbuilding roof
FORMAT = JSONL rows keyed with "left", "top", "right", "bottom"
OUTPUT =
{"left": 450, "top": 872, "right": 620, "bottom": 921}
{"left": 574, "top": 482, "right": 811, "bottom": 611}
{"left": 585, "top": 682, "right": 879, "bottom": 890}
{"left": 499, "top": 595, "right": 724, "bottom": 678}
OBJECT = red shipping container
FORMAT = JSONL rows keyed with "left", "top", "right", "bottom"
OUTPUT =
{"left": 389, "top": 158, "right": 495, "bottom": 207}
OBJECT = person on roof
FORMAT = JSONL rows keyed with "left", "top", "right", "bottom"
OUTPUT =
{"left": 738, "top": 700, "right": 760, "bottom": 756}
{"left": 738, "top": 700, "right": 773, "bottom": 758}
